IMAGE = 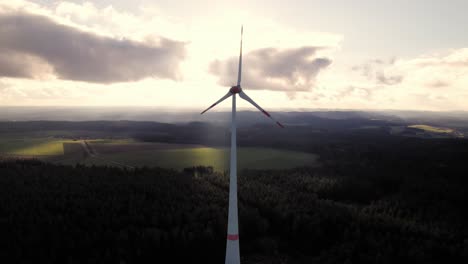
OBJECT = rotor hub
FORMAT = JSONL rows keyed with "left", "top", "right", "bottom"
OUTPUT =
{"left": 230, "top": 85, "right": 242, "bottom": 94}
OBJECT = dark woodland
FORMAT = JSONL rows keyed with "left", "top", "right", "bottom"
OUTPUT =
{"left": 1, "top": 115, "right": 468, "bottom": 263}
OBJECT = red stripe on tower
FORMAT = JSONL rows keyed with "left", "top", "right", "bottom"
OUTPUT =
{"left": 227, "top": 234, "right": 239, "bottom": 240}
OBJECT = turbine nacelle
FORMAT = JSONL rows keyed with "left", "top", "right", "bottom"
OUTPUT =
{"left": 229, "top": 85, "right": 242, "bottom": 94}
{"left": 201, "top": 87, "right": 284, "bottom": 128}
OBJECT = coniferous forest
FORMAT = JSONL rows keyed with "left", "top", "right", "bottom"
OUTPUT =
{"left": 1, "top": 134, "right": 468, "bottom": 263}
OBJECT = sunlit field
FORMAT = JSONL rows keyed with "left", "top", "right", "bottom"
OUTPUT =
{"left": 0, "top": 137, "right": 319, "bottom": 171}
{"left": 408, "top": 124, "right": 454, "bottom": 134}
{"left": 0, "top": 138, "right": 74, "bottom": 156}
{"left": 83, "top": 146, "right": 318, "bottom": 170}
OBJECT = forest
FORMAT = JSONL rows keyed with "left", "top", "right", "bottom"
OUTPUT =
{"left": 1, "top": 132, "right": 467, "bottom": 263}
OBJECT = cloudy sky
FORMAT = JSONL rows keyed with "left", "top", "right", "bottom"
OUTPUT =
{"left": 1, "top": 0, "right": 468, "bottom": 111}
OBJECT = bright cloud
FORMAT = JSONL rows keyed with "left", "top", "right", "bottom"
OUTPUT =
{"left": 210, "top": 47, "right": 332, "bottom": 92}
{"left": 310, "top": 48, "right": 468, "bottom": 111}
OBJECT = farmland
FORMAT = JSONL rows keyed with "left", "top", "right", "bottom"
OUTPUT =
{"left": 408, "top": 124, "right": 454, "bottom": 133}
{"left": 0, "top": 137, "right": 75, "bottom": 156}
{"left": 0, "top": 136, "right": 319, "bottom": 171}
{"left": 84, "top": 143, "right": 318, "bottom": 170}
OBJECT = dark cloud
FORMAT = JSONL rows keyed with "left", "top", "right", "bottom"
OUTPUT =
{"left": 209, "top": 47, "right": 332, "bottom": 92}
{"left": 0, "top": 52, "right": 33, "bottom": 78}
{"left": 0, "top": 51, "right": 53, "bottom": 78}
{"left": 0, "top": 12, "right": 185, "bottom": 83}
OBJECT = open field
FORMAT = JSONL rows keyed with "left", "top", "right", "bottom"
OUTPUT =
{"left": 0, "top": 137, "right": 319, "bottom": 170}
{"left": 0, "top": 138, "right": 76, "bottom": 156}
{"left": 72, "top": 140, "right": 319, "bottom": 170}
{"left": 408, "top": 124, "right": 454, "bottom": 133}
{"left": 388, "top": 124, "right": 464, "bottom": 138}
{"left": 82, "top": 146, "right": 318, "bottom": 170}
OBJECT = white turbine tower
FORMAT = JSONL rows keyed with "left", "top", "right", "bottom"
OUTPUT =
{"left": 201, "top": 26, "right": 284, "bottom": 264}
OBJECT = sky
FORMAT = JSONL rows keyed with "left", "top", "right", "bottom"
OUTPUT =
{"left": 1, "top": 0, "right": 468, "bottom": 111}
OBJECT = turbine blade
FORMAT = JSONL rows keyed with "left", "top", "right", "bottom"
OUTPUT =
{"left": 200, "top": 92, "right": 232, "bottom": 114}
{"left": 237, "top": 25, "right": 243, "bottom": 86}
{"left": 239, "top": 91, "right": 284, "bottom": 128}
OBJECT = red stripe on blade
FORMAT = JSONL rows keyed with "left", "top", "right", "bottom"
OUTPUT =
{"left": 201, "top": 103, "right": 218, "bottom": 114}
{"left": 227, "top": 234, "right": 239, "bottom": 240}
{"left": 262, "top": 110, "right": 271, "bottom": 117}
{"left": 276, "top": 121, "right": 284, "bottom": 128}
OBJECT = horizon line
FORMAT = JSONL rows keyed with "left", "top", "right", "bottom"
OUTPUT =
{"left": 0, "top": 106, "right": 468, "bottom": 113}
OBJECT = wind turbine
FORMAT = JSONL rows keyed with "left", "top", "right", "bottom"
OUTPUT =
{"left": 201, "top": 26, "right": 284, "bottom": 264}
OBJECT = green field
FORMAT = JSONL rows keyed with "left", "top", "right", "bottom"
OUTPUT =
{"left": 82, "top": 146, "right": 318, "bottom": 170}
{"left": 0, "top": 138, "right": 75, "bottom": 156}
{"left": 408, "top": 124, "right": 454, "bottom": 134}
{"left": 0, "top": 137, "right": 319, "bottom": 170}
